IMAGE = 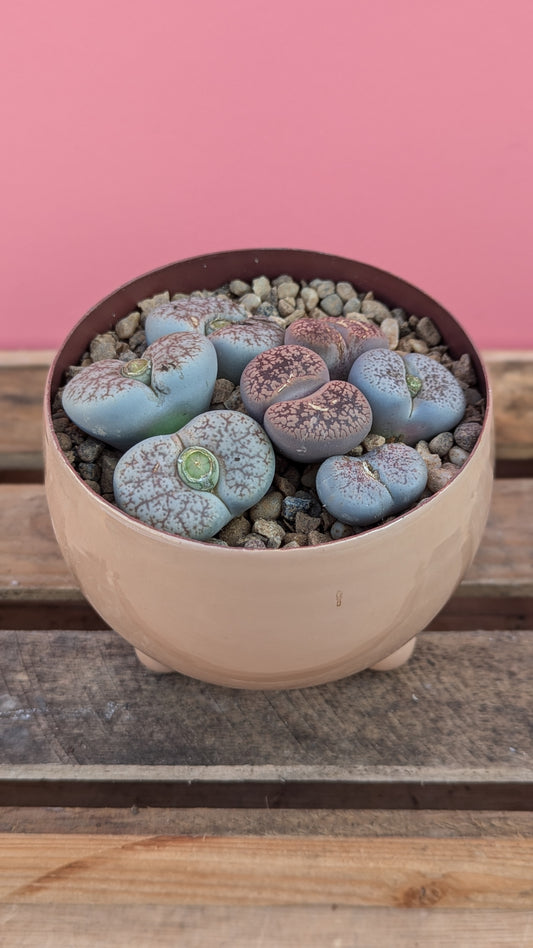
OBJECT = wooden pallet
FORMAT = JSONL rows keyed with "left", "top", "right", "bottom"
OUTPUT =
{"left": 1, "top": 350, "right": 532, "bottom": 946}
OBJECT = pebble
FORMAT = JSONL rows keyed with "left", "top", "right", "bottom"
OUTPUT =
{"left": 90, "top": 333, "right": 117, "bottom": 362}
{"left": 78, "top": 461, "right": 100, "bottom": 481}
{"left": 211, "top": 378, "right": 235, "bottom": 404}
{"left": 416, "top": 317, "right": 441, "bottom": 347}
{"left": 452, "top": 353, "right": 477, "bottom": 386}
{"left": 362, "top": 433, "right": 386, "bottom": 452}
{"left": 380, "top": 316, "right": 400, "bottom": 350}
{"left": 76, "top": 438, "right": 103, "bottom": 463}
{"left": 308, "top": 530, "right": 329, "bottom": 546}
{"left": 454, "top": 422, "right": 482, "bottom": 452}
{"left": 100, "top": 453, "right": 119, "bottom": 494}
{"left": 416, "top": 441, "right": 442, "bottom": 471}
{"left": 138, "top": 291, "right": 170, "bottom": 315}
{"left": 252, "top": 276, "right": 271, "bottom": 301}
{"left": 428, "top": 432, "right": 454, "bottom": 456}
{"left": 277, "top": 281, "right": 300, "bottom": 300}
{"left": 239, "top": 293, "right": 261, "bottom": 312}
{"left": 218, "top": 516, "right": 251, "bottom": 546}
{"left": 249, "top": 491, "right": 283, "bottom": 522}
{"left": 128, "top": 330, "right": 147, "bottom": 352}
{"left": 56, "top": 432, "right": 72, "bottom": 451}
{"left": 427, "top": 463, "right": 458, "bottom": 493}
{"left": 281, "top": 495, "right": 313, "bottom": 521}
{"left": 336, "top": 281, "right": 357, "bottom": 302}
{"left": 272, "top": 274, "right": 294, "bottom": 287}
{"left": 223, "top": 387, "right": 246, "bottom": 412}
{"left": 253, "top": 519, "right": 286, "bottom": 548}
{"left": 278, "top": 298, "right": 296, "bottom": 317}
{"left": 255, "top": 302, "right": 279, "bottom": 320}
{"left": 229, "top": 280, "right": 251, "bottom": 296}
{"left": 448, "top": 446, "right": 469, "bottom": 467}
{"left": 315, "top": 280, "right": 335, "bottom": 299}
{"left": 115, "top": 312, "right": 141, "bottom": 340}
{"left": 330, "top": 521, "right": 353, "bottom": 540}
{"left": 294, "top": 511, "right": 321, "bottom": 534}
{"left": 360, "top": 300, "right": 391, "bottom": 323}
{"left": 301, "top": 287, "right": 319, "bottom": 311}
{"left": 343, "top": 297, "right": 362, "bottom": 315}
{"left": 275, "top": 474, "right": 297, "bottom": 497}
{"left": 320, "top": 294, "right": 344, "bottom": 317}
{"left": 408, "top": 337, "right": 429, "bottom": 355}
{"left": 243, "top": 534, "right": 267, "bottom": 550}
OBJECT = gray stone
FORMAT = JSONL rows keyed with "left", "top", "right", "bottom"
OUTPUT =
{"left": 320, "top": 293, "right": 344, "bottom": 317}
{"left": 416, "top": 316, "right": 442, "bottom": 347}
{"left": 448, "top": 446, "right": 469, "bottom": 466}
{"left": 294, "top": 511, "right": 321, "bottom": 534}
{"left": 380, "top": 316, "right": 400, "bottom": 350}
{"left": 240, "top": 293, "right": 261, "bottom": 312}
{"left": 301, "top": 287, "right": 319, "bottom": 311}
{"left": 454, "top": 422, "right": 482, "bottom": 452}
{"left": 277, "top": 281, "right": 300, "bottom": 300}
{"left": 253, "top": 519, "right": 285, "bottom": 548}
{"left": 138, "top": 291, "right": 170, "bottom": 315}
{"left": 243, "top": 534, "right": 267, "bottom": 550}
{"left": 427, "top": 463, "right": 458, "bottom": 493}
{"left": 278, "top": 298, "right": 296, "bottom": 317}
{"left": 252, "top": 276, "right": 271, "bottom": 301}
{"left": 336, "top": 281, "right": 357, "bottom": 302}
{"left": 90, "top": 333, "right": 117, "bottom": 362}
{"left": 229, "top": 280, "right": 251, "bottom": 296}
{"left": 343, "top": 297, "right": 362, "bottom": 315}
{"left": 316, "top": 280, "right": 335, "bottom": 299}
{"left": 211, "top": 378, "right": 235, "bottom": 404}
{"left": 360, "top": 300, "right": 391, "bottom": 323}
{"left": 218, "top": 516, "right": 251, "bottom": 546}
{"left": 249, "top": 491, "right": 283, "bottom": 522}
{"left": 428, "top": 432, "right": 454, "bottom": 456}
{"left": 76, "top": 438, "right": 103, "bottom": 462}
{"left": 452, "top": 353, "right": 477, "bottom": 386}
{"left": 281, "top": 495, "right": 313, "bottom": 521}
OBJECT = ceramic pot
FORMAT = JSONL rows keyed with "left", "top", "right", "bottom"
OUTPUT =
{"left": 43, "top": 249, "right": 494, "bottom": 689}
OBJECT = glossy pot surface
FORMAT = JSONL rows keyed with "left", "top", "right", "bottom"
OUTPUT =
{"left": 44, "top": 249, "right": 494, "bottom": 689}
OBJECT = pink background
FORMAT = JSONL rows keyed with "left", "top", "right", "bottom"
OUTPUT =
{"left": 2, "top": 0, "right": 532, "bottom": 350}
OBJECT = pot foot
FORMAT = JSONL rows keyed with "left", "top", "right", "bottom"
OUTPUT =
{"left": 370, "top": 636, "right": 417, "bottom": 672}
{"left": 135, "top": 648, "right": 175, "bottom": 673}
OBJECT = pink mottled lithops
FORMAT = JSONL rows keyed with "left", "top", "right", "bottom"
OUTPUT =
{"left": 348, "top": 348, "right": 466, "bottom": 444}
{"left": 208, "top": 319, "right": 285, "bottom": 384}
{"left": 316, "top": 442, "right": 428, "bottom": 527}
{"left": 62, "top": 333, "right": 218, "bottom": 451}
{"left": 113, "top": 410, "right": 276, "bottom": 540}
{"left": 263, "top": 380, "right": 373, "bottom": 463}
{"left": 145, "top": 296, "right": 248, "bottom": 345}
{"left": 285, "top": 317, "right": 387, "bottom": 379}
{"left": 240, "top": 345, "right": 330, "bottom": 422}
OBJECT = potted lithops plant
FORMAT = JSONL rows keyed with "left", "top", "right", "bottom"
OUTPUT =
{"left": 44, "top": 249, "right": 494, "bottom": 689}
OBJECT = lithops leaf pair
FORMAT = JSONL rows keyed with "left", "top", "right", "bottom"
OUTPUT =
{"left": 316, "top": 443, "right": 428, "bottom": 527}
{"left": 145, "top": 296, "right": 284, "bottom": 384}
{"left": 348, "top": 349, "right": 466, "bottom": 444}
{"left": 240, "top": 345, "right": 372, "bottom": 463}
{"left": 62, "top": 333, "right": 217, "bottom": 450}
{"left": 285, "top": 316, "right": 387, "bottom": 379}
{"left": 113, "top": 410, "right": 275, "bottom": 540}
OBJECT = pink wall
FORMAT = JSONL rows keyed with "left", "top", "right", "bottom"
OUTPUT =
{"left": 2, "top": 0, "right": 532, "bottom": 350}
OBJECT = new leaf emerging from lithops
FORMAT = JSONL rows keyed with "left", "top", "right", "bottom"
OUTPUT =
{"left": 113, "top": 410, "right": 276, "bottom": 541}
{"left": 62, "top": 333, "right": 218, "bottom": 451}
{"left": 348, "top": 348, "right": 466, "bottom": 444}
{"left": 316, "top": 443, "right": 428, "bottom": 527}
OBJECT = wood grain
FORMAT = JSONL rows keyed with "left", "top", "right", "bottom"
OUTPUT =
{"left": 2, "top": 834, "right": 533, "bottom": 909}
{"left": 1, "top": 904, "right": 532, "bottom": 948}
{"left": 486, "top": 351, "right": 533, "bottom": 460}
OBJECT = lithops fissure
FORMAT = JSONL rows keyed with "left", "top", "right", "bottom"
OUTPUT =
{"left": 316, "top": 443, "right": 428, "bottom": 526}
{"left": 144, "top": 297, "right": 248, "bottom": 345}
{"left": 263, "top": 380, "right": 373, "bottom": 464}
{"left": 285, "top": 317, "right": 387, "bottom": 379}
{"left": 113, "top": 410, "right": 276, "bottom": 540}
{"left": 62, "top": 333, "right": 218, "bottom": 451}
{"left": 240, "top": 345, "right": 330, "bottom": 422}
{"left": 348, "top": 348, "right": 466, "bottom": 444}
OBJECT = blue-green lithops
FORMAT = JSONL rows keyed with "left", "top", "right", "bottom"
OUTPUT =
{"left": 145, "top": 296, "right": 248, "bottom": 344}
{"left": 316, "top": 442, "right": 428, "bottom": 526}
{"left": 62, "top": 332, "right": 218, "bottom": 450}
{"left": 113, "top": 410, "right": 276, "bottom": 540}
{"left": 348, "top": 348, "right": 466, "bottom": 444}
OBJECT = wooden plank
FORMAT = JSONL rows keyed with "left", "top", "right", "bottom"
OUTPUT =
{"left": 486, "top": 350, "right": 533, "bottom": 460}
{"left": 1, "top": 834, "right": 533, "bottom": 909}
{"left": 2, "top": 479, "right": 532, "bottom": 607}
{"left": 1, "top": 350, "right": 533, "bottom": 472}
{"left": 1, "top": 630, "right": 532, "bottom": 796}
{"left": 1, "top": 905, "right": 532, "bottom": 948}
{"left": 2, "top": 806, "right": 533, "bottom": 838}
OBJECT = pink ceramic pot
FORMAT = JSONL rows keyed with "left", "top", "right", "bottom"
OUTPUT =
{"left": 43, "top": 249, "right": 494, "bottom": 689}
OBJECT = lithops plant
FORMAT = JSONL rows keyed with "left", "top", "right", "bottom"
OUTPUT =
{"left": 113, "top": 410, "right": 276, "bottom": 540}
{"left": 144, "top": 296, "right": 248, "bottom": 344}
{"left": 316, "top": 443, "right": 428, "bottom": 527}
{"left": 348, "top": 348, "right": 466, "bottom": 444}
{"left": 240, "top": 345, "right": 330, "bottom": 422}
{"left": 285, "top": 316, "right": 387, "bottom": 379}
{"left": 62, "top": 332, "right": 218, "bottom": 450}
{"left": 145, "top": 296, "right": 284, "bottom": 384}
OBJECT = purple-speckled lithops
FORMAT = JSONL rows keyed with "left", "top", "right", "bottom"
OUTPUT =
{"left": 62, "top": 333, "right": 218, "bottom": 451}
{"left": 263, "top": 380, "right": 373, "bottom": 463}
{"left": 285, "top": 317, "right": 387, "bottom": 379}
{"left": 316, "top": 442, "right": 428, "bottom": 527}
{"left": 113, "top": 410, "right": 276, "bottom": 540}
{"left": 145, "top": 297, "right": 248, "bottom": 345}
{"left": 209, "top": 319, "right": 285, "bottom": 384}
{"left": 348, "top": 348, "right": 466, "bottom": 444}
{"left": 240, "top": 345, "right": 330, "bottom": 422}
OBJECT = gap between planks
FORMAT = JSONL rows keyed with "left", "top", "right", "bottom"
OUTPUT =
{"left": 1, "top": 833, "right": 533, "bottom": 909}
